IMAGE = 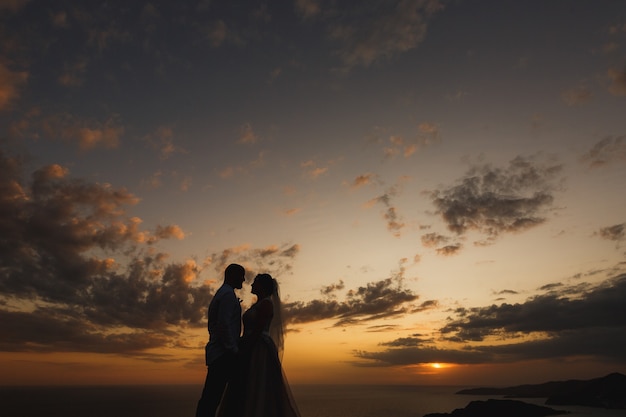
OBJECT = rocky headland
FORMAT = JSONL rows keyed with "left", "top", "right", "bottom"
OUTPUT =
{"left": 423, "top": 398, "right": 568, "bottom": 417}
{"left": 456, "top": 372, "right": 626, "bottom": 409}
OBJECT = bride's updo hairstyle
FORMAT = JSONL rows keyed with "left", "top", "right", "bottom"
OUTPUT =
{"left": 255, "top": 273, "right": 276, "bottom": 296}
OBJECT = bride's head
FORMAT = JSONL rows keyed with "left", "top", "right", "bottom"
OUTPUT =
{"left": 251, "top": 273, "right": 275, "bottom": 298}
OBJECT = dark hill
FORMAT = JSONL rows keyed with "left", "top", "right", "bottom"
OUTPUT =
{"left": 456, "top": 372, "right": 626, "bottom": 409}
{"left": 423, "top": 399, "right": 568, "bottom": 417}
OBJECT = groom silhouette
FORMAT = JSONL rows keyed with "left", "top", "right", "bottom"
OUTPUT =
{"left": 195, "top": 263, "right": 245, "bottom": 417}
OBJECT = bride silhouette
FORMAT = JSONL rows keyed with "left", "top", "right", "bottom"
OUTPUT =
{"left": 216, "top": 273, "right": 301, "bottom": 417}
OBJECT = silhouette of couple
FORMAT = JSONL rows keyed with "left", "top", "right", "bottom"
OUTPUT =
{"left": 196, "top": 264, "right": 301, "bottom": 417}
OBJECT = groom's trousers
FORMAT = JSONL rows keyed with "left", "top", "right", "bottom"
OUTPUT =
{"left": 195, "top": 352, "right": 236, "bottom": 417}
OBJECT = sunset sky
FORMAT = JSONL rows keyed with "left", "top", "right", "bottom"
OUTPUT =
{"left": 1, "top": 0, "right": 625, "bottom": 387}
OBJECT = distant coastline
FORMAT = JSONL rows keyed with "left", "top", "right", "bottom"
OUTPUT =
{"left": 423, "top": 398, "right": 569, "bottom": 417}
{"left": 456, "top": 373, "right": 626, "bottom": 409}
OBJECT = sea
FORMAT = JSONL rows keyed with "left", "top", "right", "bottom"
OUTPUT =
{"left": 1, "top": 384, "right": 625, "bottom": 417}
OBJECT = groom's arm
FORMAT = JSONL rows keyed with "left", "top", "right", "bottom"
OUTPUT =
{"left": 217, "top": 291, "right": 240, "bottom": 354}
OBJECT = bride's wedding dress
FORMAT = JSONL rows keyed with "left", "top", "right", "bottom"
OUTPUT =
{"left": 216, "top": 297, "right": 301, "bottom": 417}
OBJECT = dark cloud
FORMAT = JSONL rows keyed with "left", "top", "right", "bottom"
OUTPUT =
{"left": 595, "top": 223, "right": 625, "bottom": 242}
{"left": 380, "top": 335, "right": 432, "bottom": 347}
{"left": 435, "top": 244, "right": 462, "bottom": 256}
{"left": 412, "top": 299, "right": 439, "bottom": 312}
{"left": 284, "top": 272, "right": 419, "bottom": 327}
{"left": 580, "top": 136, "right": 626, "bottom": 168}
{"left": 439, "top": 274, "right": 626, "bottom": 363}
{"left": 473, "top": 327, "right": 626, "bottom": 363}
{"left": 354, "top": 274, "right": 626, "bottom": 367}
{"left": 0, "top": 309, "right": 172, "bottom": 354}
{"left": 430, "top": 156, "right": 562, "bottom": 245}
{"left": 320, "top": 280, "right": 345, "bottom": 297}
{"left": 383, "top": 206, "right": 404, "bottom": 236}
{"left": 441, "top": 275, "right": 626, "bottom": 341}
{"left": 355, "top": 326, "right": 626, "bottom": 366}
{"left": 207, "top": 243, "right": 300, "bottom": 279}
{"left": 354, "top": 346, "right": 493, "bottom": 366}
{"left": 366, "top": 324, "right": 399, "bottom": 332}
{"left": 538, "top": 283, "right": 563, "bottom": 291}
{"left": 0, "top": 151, "right": 297, "bottom": 354}
{"left": 279, "top": 243, "right": 301, "bottom": 258}
{"left": 365, "top": 185, "right": 405, "bottom": 237}
{"left": 421, "top": 232, "right": 449, "bottom": 248}
{"left": 326, "top": 0, "right": 444, "bottom": 71}
{"left": 350, "top": 173, "right": 377, "bottom": 189}
{"left": 496, "top": 289, "right": 519, "bottom": 295}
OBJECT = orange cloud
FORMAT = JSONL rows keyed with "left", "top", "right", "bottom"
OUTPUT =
{"left": 238, "top": 123, "right": 258, "bottom": 144}
{"left": 295, "top": 0, "right": 321, "bottom": 19}
{"left": 143, "top": 126, "right": 185, "bottom": 160}
{"left": 206, "top": 20, "right": 228, "bottom": 47}
{"left": 34, "top": 163, "right": 69, "bottom": 181}
{"left": 284, "top": 207, "right": 302, "bottom": 216}
{"left": 155, "top": 225, "right": 185, "bottom": 240}
{"left": 0, "top": 63, "right": 28, "bottom": 110}
{"left": 301, "top": 160, "right": 329, "bottom": 179}
{"left": 383, "top": 125, "right": 439, "bottom": 159}
{"left": 41, "top": 114, "right": 124, "bottom": 150}
{"left": 0, "top": 0, "right": 30, "bottom": 11}
{"left": 351, "top": 173, "right": 376, "bottom": 189}
{"left": 608, "top": 67, "right": 626, "bottom": 96}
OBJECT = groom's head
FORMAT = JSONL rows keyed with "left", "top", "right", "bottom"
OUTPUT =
{"left": 224, "top": 263, "right": 245, "bottom": 289}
